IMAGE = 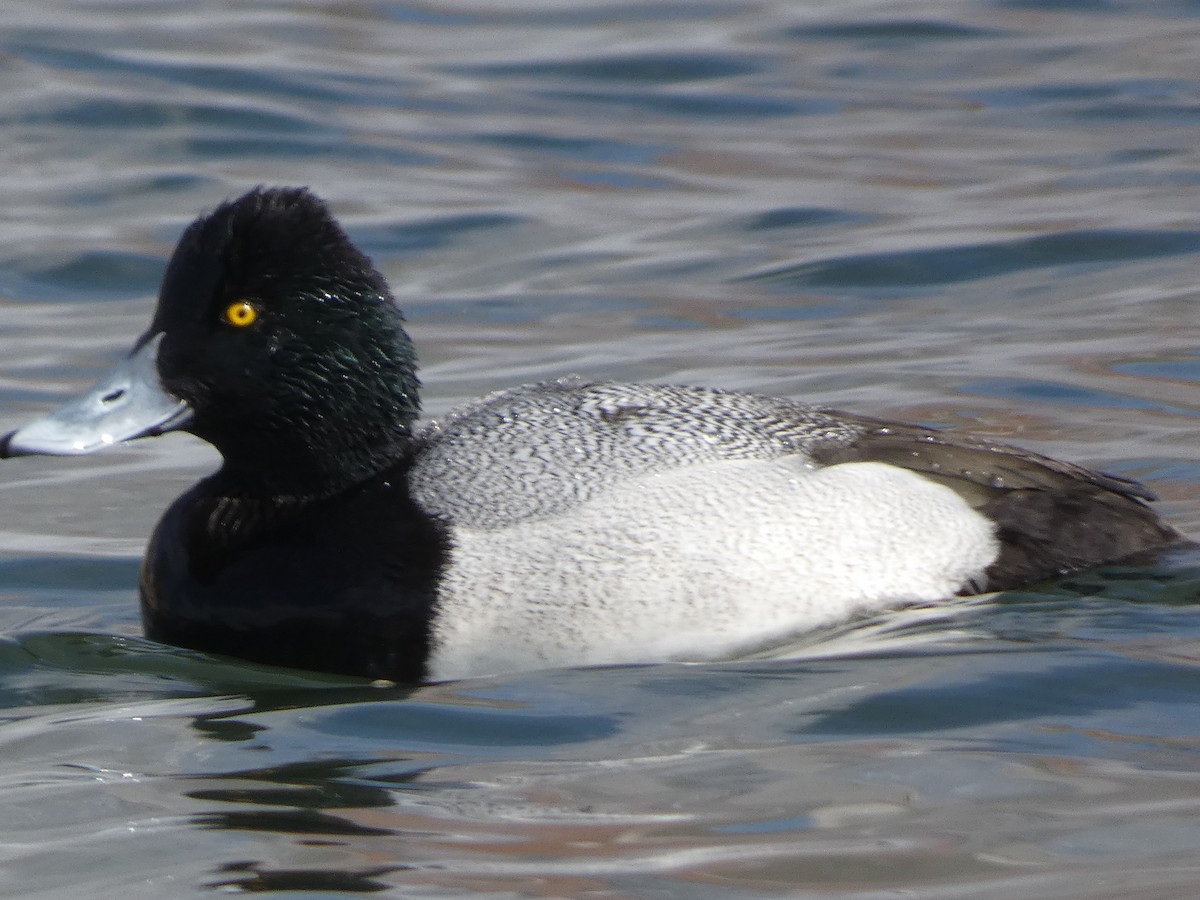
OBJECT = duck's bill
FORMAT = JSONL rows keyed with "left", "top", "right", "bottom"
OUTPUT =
{"left": 0, "top": 332, "right": 193, "bottom": 458}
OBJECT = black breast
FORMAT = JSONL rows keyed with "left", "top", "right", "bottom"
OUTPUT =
{"left": 139, "top": 464, "right": 448, "bottom": 682}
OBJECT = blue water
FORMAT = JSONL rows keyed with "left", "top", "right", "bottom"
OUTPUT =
{"left": 2, "top": 2, "right": 1200, "bottom": 896}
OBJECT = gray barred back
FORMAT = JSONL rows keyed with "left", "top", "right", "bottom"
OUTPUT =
{"left": 408, "top": 378, "right": 862, "bottom": 528}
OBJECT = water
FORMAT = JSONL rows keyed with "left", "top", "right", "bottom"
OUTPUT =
{"left": 1, "top": 1, "right": 1200, "bottom": 895}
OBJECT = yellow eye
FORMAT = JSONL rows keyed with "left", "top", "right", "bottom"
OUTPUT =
{"left": 222, "top": 300, "right": 258, "bottom": 328}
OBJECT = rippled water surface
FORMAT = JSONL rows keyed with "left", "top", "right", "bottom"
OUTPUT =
{"left": 3, "top": 1, "right": 1200, "bottom": 896}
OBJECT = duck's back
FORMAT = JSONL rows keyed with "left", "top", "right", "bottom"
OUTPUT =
{"left": 408, "top": 377, "right": 1168, "bottom": 531}
{"left": 408, "top": 378, "right": 861, "bottom": 527}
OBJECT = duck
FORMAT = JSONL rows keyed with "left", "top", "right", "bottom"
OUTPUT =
{"left": 0, "top": 187, "right": 1185, "bottom": 682}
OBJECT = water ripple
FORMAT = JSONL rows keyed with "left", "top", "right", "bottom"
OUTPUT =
{"left": 749, "top": 229, "right": 1200, "bottom": 292}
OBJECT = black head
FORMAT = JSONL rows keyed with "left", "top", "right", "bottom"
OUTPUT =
{"left": 152, "top": 187, "right": 421, "bottom": 495}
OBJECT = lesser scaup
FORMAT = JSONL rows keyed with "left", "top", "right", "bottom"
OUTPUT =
{"left": 0, "top": 187, "right": 1184, "bottom": 680}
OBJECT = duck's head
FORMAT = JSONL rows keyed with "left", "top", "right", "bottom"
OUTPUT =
{"left": 1, "top": 187, "right": 422, "bottom": 496}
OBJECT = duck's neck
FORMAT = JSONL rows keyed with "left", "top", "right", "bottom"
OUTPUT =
{"left": 210, "top": 425, "right": 416, "bottom": 503}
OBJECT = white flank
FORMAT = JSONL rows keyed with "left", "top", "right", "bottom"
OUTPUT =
{"left": 428, "top": 459, "right": 998, "bottom": 680}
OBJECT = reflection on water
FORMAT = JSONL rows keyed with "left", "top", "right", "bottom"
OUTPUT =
{"left": 0, "top": 0, "right": 1199, "bottom": 896}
